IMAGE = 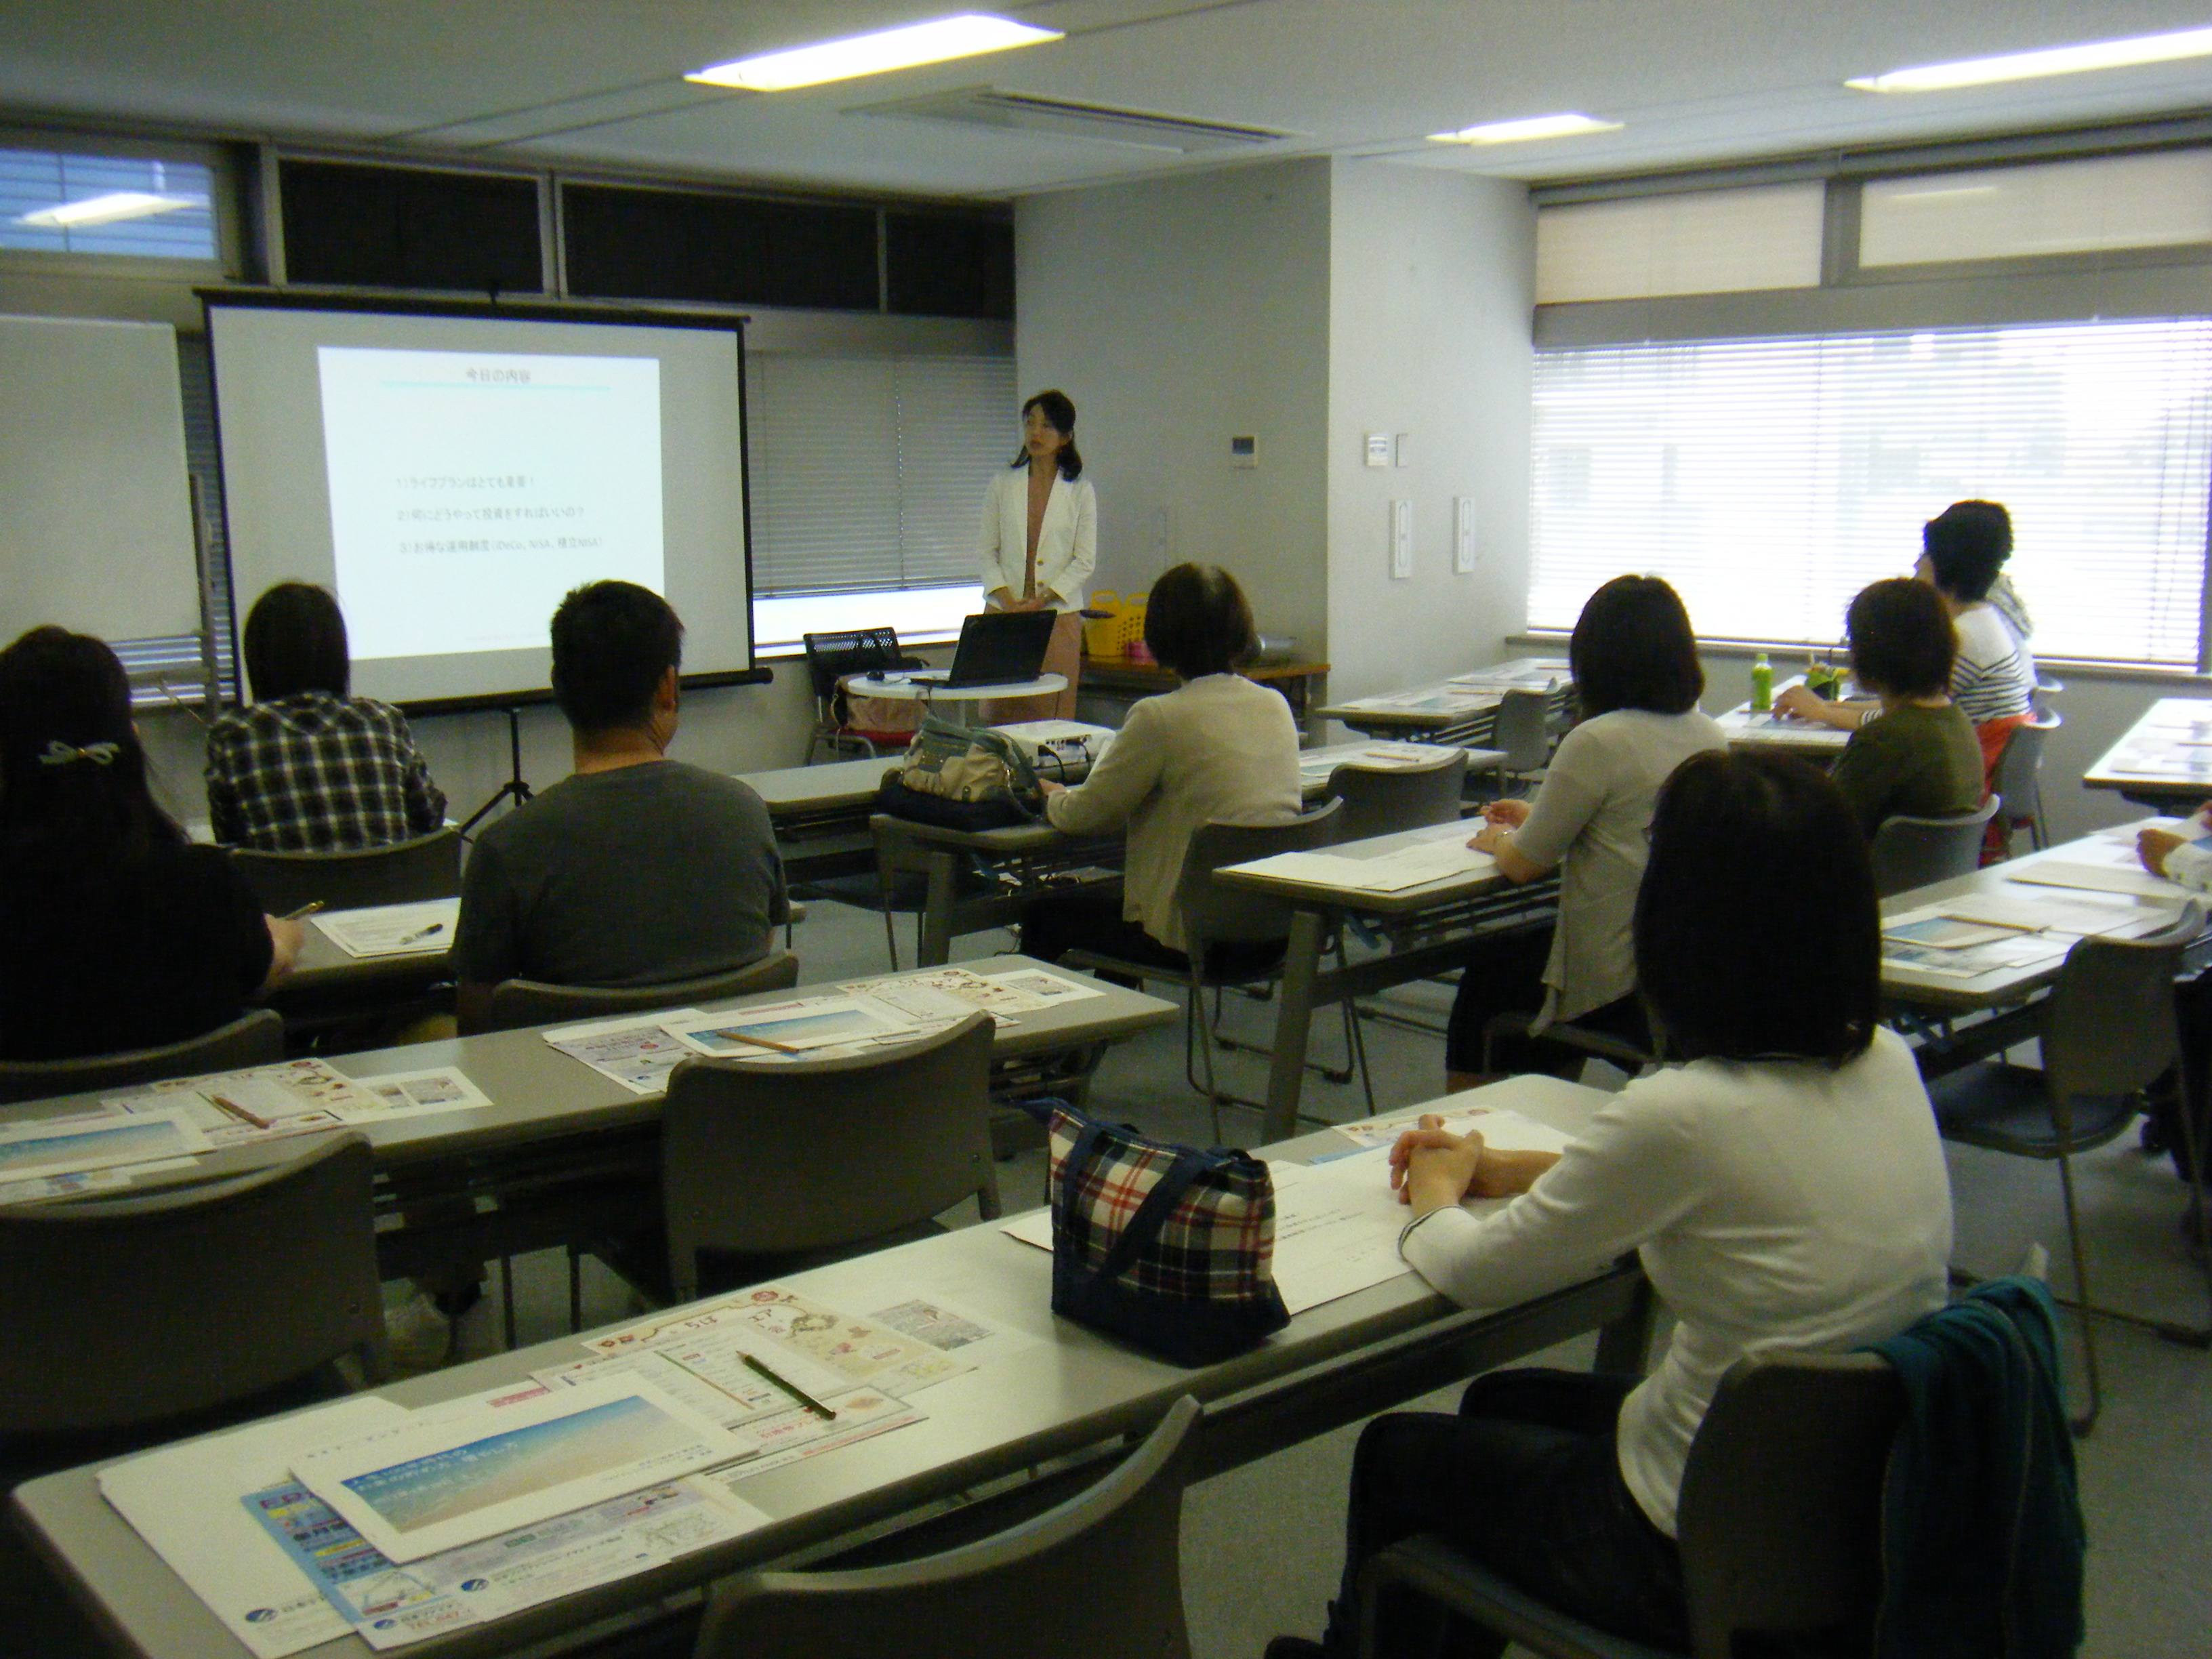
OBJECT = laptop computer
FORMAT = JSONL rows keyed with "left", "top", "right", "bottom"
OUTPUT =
{"left": 907, "top": 609, "right": 1060, "bottom": 689}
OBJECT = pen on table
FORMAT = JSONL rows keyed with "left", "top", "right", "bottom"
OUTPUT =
{"left": 743, "top": 1353, "right": 837, "bottom": 1419}
{"left": 398, "top": 921, "right": 447, "bottom": 945}
{"left": 207, "top": 1092, "right": 271, "bottom": 1130}
{"left": 284, "top": 900, "right": 326, "bottom": 920}
{"left": 716, "top": 1028, "right": 804, "bottom": 1054}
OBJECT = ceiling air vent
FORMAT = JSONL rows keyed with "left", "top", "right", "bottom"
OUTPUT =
{"left": 855, "top": 88, "right": 1294, "bottom": 152}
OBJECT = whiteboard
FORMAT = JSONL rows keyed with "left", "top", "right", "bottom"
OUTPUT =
{"left": 0, "top": 314, "right": 199, "bottom": 644}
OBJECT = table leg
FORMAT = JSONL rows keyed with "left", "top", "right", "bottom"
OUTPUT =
{"left": 919, "top": 847, "right": 960, "bottom": 967}
{"left": 1263, "top": 907, "right": 1329, "bottom": 1142}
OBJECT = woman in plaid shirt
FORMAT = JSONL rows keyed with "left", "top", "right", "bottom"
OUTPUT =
{"left": 204, "top": 583, "right": 447, "bottom": 852}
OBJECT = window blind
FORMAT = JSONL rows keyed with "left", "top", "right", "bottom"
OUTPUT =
{"left": 0, "top": 148, "right": 217, "bottom": 260}
{"left": 1534, "top": 183, "right": 1825, "bottom": 305}
{"left": 744, "top": 352, "right": 1015, "bottom": 600}
{"left": 113, "top": 335, "right": 227, "bottom": 708}
{"left": 1530, "top": 319, "right": 2212, "bottom": 667}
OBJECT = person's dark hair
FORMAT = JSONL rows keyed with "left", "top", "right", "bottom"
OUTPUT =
{"left": 1636, "top": 749, "right": 1878, "bottom": 1065}
{"left": 1921, "top": 500, "right": 2012, "bottom": 602}
{"left": 1143, "top": 562, "right": 1256, "bottom": 680}
{"left": 549, "top": 581, "right": 684, "bottom": 735}
{"left": 1568, "top": 574, "right": 1704, "bottom": 718}
{"left": 1010, "top": 388, "right": 1083, "bottom": 480}
{"left": 1845, "top": 577, "right": 1954, "bottom": 699}
{"left": 0, "top": 625, "right": 182, "bottom": 868}
{"left": 243, "top": 581, "right": 351, "bottom": 701}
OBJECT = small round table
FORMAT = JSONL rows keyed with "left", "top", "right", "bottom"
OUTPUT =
{"left": 840, "top": 670, "right": 1069, "bottom": 707}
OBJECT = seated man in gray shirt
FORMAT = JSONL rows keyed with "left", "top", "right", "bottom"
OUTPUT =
{"left": 453, "top": 580, "right": 786, "bottom": 1031}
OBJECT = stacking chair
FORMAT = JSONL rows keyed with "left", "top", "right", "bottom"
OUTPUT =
{"left": 1357, "top": 1353, "right": 1903, "bottom": 1659}
{"left": 0, "top": 1006, "right": 284, "bottom": 1106}
{"left": 1489, "top": 687, "right": 1555, "bottom": 795}
{"left": 472, "top": 950, "right": 800, "bottom": 1033}
{"left": 588, "top": 1010, "right": 998, "bottom": 1309}
{"left": 695, "top": 1395, "right": 1200, "bottom": 1659}
{"left": 1065, "top": 800, "right": 1374, "bottom": 1139}
{"left": 0, "top": 1132, "right": 384, "bottom": 1442}
{"left": 1325, "top": 749, "right": 1468, "bottom": 843}
{"left": 1992, "top": 712, "right": 2062, "bottom": 856}
{"left": 229, "top": 825, "right": 462, "bottom": 915}
{"left": 802, "top": 627, "right": 924, "bottom": 763}
{"left": 1925, "top": 902, "right": 2205, "bottom": 1432}
{"left": 1868, "top": 798, "right": 1999, "bottom": 897}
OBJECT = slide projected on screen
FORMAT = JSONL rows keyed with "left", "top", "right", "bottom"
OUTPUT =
{"left": 206, "top": 299, "right": 753, "bottom": 708}
{"left": 318, "top": 347, "right": 664, "bottom": 659}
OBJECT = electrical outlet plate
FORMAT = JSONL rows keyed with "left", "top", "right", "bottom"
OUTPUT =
{"left": 1453, "top": 495, "right": 1477, "bottom": 573}
{"left": 1390, "top": 499, "right": 1412, "bottom": 579}
{"left": 1364, "top": 432, "right": 1390, "bottom": 468}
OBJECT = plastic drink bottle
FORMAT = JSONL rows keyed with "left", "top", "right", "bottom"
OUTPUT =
{"left": 1750, "top": 653, "right": 1773, "bottom": 712}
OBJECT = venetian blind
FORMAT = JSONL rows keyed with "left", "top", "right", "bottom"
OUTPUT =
{"left": 1529, "top": 319, "right": 2212, "bottom": 667}
{"left": 745, "top": 352, "right": 1016, "bottom": 598}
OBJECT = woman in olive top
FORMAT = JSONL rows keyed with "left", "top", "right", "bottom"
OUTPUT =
{"left": 1791, "top": 577, "right": 1982, "bottom": 838}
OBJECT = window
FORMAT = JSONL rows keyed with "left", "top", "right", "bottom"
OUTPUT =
{"left": 0, "top": 146, "right": 217, "bottom": 260}
{"left": 1859, "top": 150, "right": 2212, "bottom": 269}
{"left": 745, "top": 352, "right": 1015, "bottom": 650}
{"left": 1530, "top": 320, "right": 2212, "bottom": 667}
{"left": 1534, "top": 183, "right": 1825, "bottom": 304}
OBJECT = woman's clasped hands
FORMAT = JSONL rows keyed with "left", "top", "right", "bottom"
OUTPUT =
{"left": 1467, "top": 796, "right": 1529, "bottom": 855}
{"left": 1389, "top": 1113, "right": 1486, "bottom": 1214}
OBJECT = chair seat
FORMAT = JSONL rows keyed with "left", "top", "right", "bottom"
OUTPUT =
{"left": 1926, "top": 1062, "right": 2140, "bottom": 1157}
{"left": 1364, "top": 1536, "right": 1681, "bottom": 1659}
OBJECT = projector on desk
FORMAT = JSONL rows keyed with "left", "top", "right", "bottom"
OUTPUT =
{"left": 991, "top": 720, "right": 1117, "bottom": 782}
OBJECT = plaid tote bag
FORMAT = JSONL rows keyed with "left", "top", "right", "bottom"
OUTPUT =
{"left": 1040, "top": 1102, "right": 1290, "bottom": 1365}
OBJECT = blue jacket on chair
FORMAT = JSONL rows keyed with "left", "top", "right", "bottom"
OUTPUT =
{"left": 1866, "top": 1276, "right": 2085, "bottom": 1659}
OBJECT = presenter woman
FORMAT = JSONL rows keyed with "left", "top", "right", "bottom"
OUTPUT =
{"left": 979, "top": 389, "right": 1095, "bottom": 722}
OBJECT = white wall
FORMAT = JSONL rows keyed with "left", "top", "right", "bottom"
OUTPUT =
{"left": 1015, "top": 158, "right": 1334, "bottom": 655}
{"left": 1325, "top": 161, "right": 1534, "bottom": 703}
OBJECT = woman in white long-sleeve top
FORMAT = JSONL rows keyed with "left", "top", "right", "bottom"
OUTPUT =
{"left": 1267, "top": 750, "right": 1953, "bottom": 1659}
{"left": 979, "top": 388, "right": 1096, "bottom": 722}
{"left": 1020, "top": 561, "right": 1300, "bottom": 975}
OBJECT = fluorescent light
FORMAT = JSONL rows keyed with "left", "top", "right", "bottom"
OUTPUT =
{"left": 1847, "top": 25, "right": 2212, "bottom": 93}
{"left": 688, "top": 14, "right": 1062, "bottom": 91}
{"left": 1428, "top": 112, "right": 1622, "bottom": 146}
{"left": 15, "top": 191, "right": 205, "bottom": 228}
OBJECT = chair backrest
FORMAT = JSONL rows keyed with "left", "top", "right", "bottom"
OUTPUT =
{"left": 230, "top": 826, "right": 462, "bottom": 916}
{"left": 1868, "top": 798, "right": 2000, "bottom": 897}
{"left": 0, "top": 1006, "right": 285, "bottom": 1107}
{"left": 0, "top": 1132, "right": 383, "bottom": 1436}
{"left": 1326, "top": 751, "right": 1468, "bottom": 844}
{"left": 804, "top": 628, "right": 906, "bottom": 703}
{"left": 1177, "top": 798, "right": 1345, "bottom": 949}
{"left": 1995, "top": 712, "right": 2060, "bottom": 821}
{"left": 2039, "top": 901, "right": 2203, "bottom": 1107}
{"left": 1674, "top": 1351, "right": 1905, "bottom": 1659}
{"left": 693, "top": 1394, "right": 1200, "bottom": 1659}
{"left": 1490, "top": 688, "right": 1553, "bottom": 773}
{"left": 478, "top": 951, "right": 801, "bottom": 1034}
{"left": 661, "top": 1010, "right": 996, "bottom": 1300}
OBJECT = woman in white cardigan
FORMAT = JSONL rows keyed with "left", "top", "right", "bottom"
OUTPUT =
{"left": 979, "top": 388, "right": 1096, "bottom": 722}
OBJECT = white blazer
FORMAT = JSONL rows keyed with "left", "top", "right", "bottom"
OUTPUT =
{"left": 980, "top": 466, "right": 1097, "bottom": 613}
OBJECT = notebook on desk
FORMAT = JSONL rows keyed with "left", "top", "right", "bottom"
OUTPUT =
{"left": 905, "top": 609, "right": 1058, "bottom": 689}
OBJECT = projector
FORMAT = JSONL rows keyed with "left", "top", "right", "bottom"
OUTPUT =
{"left": 991, "top": 720, "right": 1116, "bottom": 782}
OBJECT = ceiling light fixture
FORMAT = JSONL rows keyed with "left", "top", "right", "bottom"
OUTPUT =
{"left": 1427, "top": 112, "right": 1622, "bottom": 145}
{"left": 688, "top": 14, "right": 1063, "bottom": 92}
{"left": 16, "top": 191, "right": 205, "bottom": 228}
{"left": 1847, "top": 24, "right": 2212, "bottom": 93}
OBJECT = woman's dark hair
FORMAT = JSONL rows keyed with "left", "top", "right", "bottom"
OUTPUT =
{"left": 243, "top": 581, "right": 351, "bottom": 701}
{"left": 1845, "top": 577, "right": 1954, "bottom": 699}
{"left": 0, "top": 625, "right": 182, "bottom": 867}
{"left": 1636, "top": 749, "right": 1878, "bottom": 1065}
{"left": 550, "top": 580, "right": 684, "bottom": 735}
{"left": 1568, "top": 574, "right": 1704, "bottom": 718}
{"left": 1143, "top": 562, "right": 1256, "bottom": 680}
{"left": 1921, "top": 500, "right": 2011, "bottom": 602}
{"left": 1010, "top": 388, "right": 1084, "bottom": 480}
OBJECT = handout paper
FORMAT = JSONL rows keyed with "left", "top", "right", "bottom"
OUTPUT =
{"left": 1882, "top": 916, "right": 2022, "bottom": 950}
{"left": 312, "top": 899, "right": 461, "bottom": 959}
{"left": 1330, "top": 1103, "right": 1578, "bottom": 1155}
{"left": 292, "top": 1378, "right": 749, "bottom": 1563}
{"left": 663, "top": 996, "right": 903, "bottom": 1057}
{"left": 245, "top": 1475, "right": 763, "bottom": 1650}
{"left": 2002, "top": 861, "right": 2189, "bottom": 901}
{"left": 867, "top": 1294, "right": 1042, "bottom": 1370}
{"left": 582, "top": 1286, "right": 972, "bottom": 1395}
{"left": 542, "top": 1010, "right": 705, "bottom": 1094}
{"left": 100, "top": 1396, "right": 406, "bottom": 1658}
{"left": 843, "top": 968, "right": 1026, "bottom": 1023}
{"left": 348, "top": 1067, "right": 493, "bottom": 1118}
{"left": 110, "top": 1057, "right": 405, "bottom": 1146}
{"left": 0, "top": 1107, "right": 210, "bottom": 1181}
{"left": 0, "top": 1164, "right": 141, "bottom": 1204}
{"left": 1242, "top": 839, "right": 1494, "bottom": 894}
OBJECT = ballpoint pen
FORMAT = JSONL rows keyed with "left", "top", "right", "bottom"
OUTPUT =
{"left": 741, "top": 1353, "right": 837, "bottom": 1419}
